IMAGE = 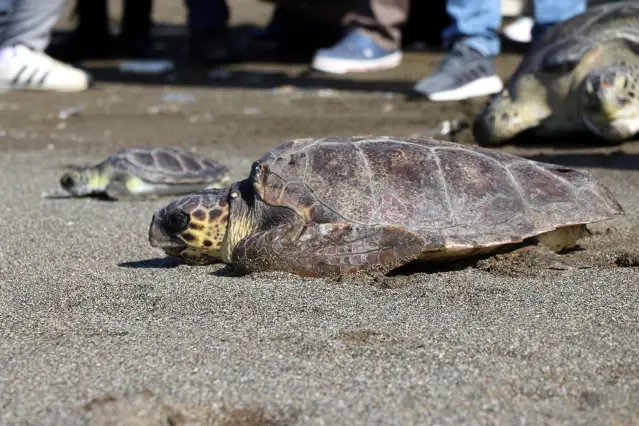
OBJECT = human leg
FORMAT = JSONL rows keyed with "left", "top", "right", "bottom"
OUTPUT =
{"left": 120, "top": 0, "right": 154, "bottom": 57}
{"left": 531, "top": 0, "right": 587, "bottom": 42}
{"left": 310, "top": 0, "right": 408, "bottom": 74}
{"left": 184, "top": 0, "right": 230, "bottom": 64}
{"left": 442, "top": 0, "right": 501, "bottom": 56}
{"left": 413, "top": 0, "right": 503, "bottom": 101}
{"left": 0, "top": 0, "right": 91, "bottom": 91}
{"left": 1, "top": 0, "right": 68, "bottom": 51}
{"left": 250, "top": 3, "right": 343, "bottom": 54}
{"left": 343, "top": 0, "right": 409, "bottom": 50}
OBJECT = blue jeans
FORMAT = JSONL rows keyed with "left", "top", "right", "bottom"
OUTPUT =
{"left": 0, "top": 0, "right": 67, "bottom": 50}
{"left": 184, "top": 0, "right": 229, "bottom": 32}
{"left": 442, "top": 0, "right": 587, "bottom": 56}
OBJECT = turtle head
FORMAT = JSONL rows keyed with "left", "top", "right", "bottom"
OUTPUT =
{"left": 60, "top": 167, "right": 104, "bottom": 197}
{"left": 473, "top": 85, "right": 551, "bottom": 146}
{"left": 581, "top": 66, "right": 639, "bottom": 142}
{"left": 148, "top": 188, "right": 235, "bottom": 265}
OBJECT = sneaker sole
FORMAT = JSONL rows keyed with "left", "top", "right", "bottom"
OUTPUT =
{"left": 427, "top": 75, "right": 504, "bottom": 102}
{"left": 0, "top": 79, "right": 91, "bottom": 93}
{"left": 311, "top": 52, "right": 402, "bottom": 74}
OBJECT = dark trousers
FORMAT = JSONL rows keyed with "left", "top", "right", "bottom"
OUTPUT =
{"left": 184, "top": 0, "right": 229, "bottom": 31}
{"left": 345, "top": 0, "right": 410, "bottom": 49}
{"left": 74, "top": 0, "right": 153, "bottom": 38}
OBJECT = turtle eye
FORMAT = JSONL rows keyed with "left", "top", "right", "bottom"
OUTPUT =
{"left": 164, "top": 209, "right": 190, "bottom": 235}
{"left": 60, "top": 173, "right": 74, "bottom": 188}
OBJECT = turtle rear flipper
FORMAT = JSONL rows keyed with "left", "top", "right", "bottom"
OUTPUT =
{"left": 230, "top": 223, "right": 428, "bottom": 278}
{"left": 476, "top": 244, "right": 590, "bottom": 278}
{"left": 511, "top": 224, "right": 591, "bottom": 270}
{"left": 507, "top": 244, "right": 590, "bottom": 270}
{"left": 477, "top": 225, "right": 592, "bottom": 276}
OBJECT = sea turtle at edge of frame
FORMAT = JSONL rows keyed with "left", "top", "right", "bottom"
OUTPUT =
{"left": 473, "top": 1, "right": 639, "bottom": 146}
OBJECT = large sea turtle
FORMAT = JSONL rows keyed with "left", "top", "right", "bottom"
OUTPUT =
{"left": 147, "top": 136, "right": 623, "bottom": 278}
{"left": 473, "top": 1, "right": 639, "bottom": 146}
{"left": 60, "top": 147, "right": 231, "bottom": 200}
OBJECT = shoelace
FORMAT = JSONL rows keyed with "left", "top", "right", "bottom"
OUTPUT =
{"left": 436, "top": 43, "right": 478, "bottom": 73}
{"left": 333, "top": 32, "right": 369, "bottom": 54}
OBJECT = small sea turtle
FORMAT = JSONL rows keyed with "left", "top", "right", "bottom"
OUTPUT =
{"left": 60, "top": 147, "right": 231, "bottom": 200}
{"left": 148, "top": 136, "right": 623, "bottom": 278}
{"left": 473, "top": 2, "right": 639, "bottom": 145}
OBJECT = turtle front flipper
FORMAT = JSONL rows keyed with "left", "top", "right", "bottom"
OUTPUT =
{"left": 105, "top": 173, "right": 162, "bottom": 200}
{"left": 473, "top": 77, "right": 552, "bottom": 146}
{"left": 105, "top": 180, "right": 135, "bottom": 200}
{"left": 230, "top": 222, "right": 428, "bottom": 278}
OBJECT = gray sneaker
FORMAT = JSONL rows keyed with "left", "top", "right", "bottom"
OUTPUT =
{"left": 413, "top": 42, "right": 503, "bottom": 102}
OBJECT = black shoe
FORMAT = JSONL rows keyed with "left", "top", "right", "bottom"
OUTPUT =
{"left": 117, "top": 32, "right": 153, "bottom": 58}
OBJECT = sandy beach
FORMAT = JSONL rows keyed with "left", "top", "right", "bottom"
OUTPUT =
{"left": 1, "top": 1, "right": 638, "bottom": 424}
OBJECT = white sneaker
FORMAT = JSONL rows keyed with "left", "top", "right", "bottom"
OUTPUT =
{"left": 0, "top": 44, "right": 92, "bottom": 92}
{"left": 503, "top": 17, "right": 534, "bottom": 44}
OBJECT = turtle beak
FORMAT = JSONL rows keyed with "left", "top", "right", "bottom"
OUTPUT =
{"left": 148, "top": 213, "right": 187, "bottom": 254}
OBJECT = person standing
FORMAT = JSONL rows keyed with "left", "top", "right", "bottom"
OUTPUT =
{"left": 413, "top": 0, "right": 587, "bottom": 101}
{"left": 47, "top": 0, "right": 154, "bottom": 61}
{"left": 311, "top": 0, "right": 587, "bottom": 102}
{"left": 311, "top": 0, "right": 408, "bottom": 74}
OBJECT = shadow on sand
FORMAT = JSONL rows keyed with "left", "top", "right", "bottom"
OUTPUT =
{"left": 119, "top": 257, "right": 185, "bottom": 269}
{"left": 523, "top": 151, "right": 639, "bottom": 171}
{"left": 42, "top": 193, "right": 118, "bottom": 201}
{"left": 486, "top": 131, "right": 639, "bottom": 171}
